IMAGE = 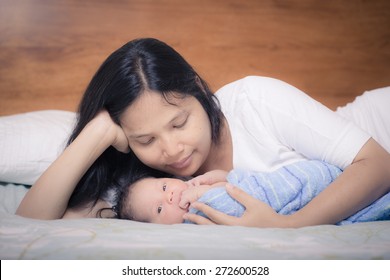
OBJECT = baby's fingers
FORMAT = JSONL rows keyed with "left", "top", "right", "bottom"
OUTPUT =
{"left": 178, "top": 200, "right": 190, "bottom": 209}
{"left": 186, "top": 178, "right": 201, "bottom": 187}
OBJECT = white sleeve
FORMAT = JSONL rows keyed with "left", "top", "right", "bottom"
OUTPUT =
{"left": 336, "top": 86, "right": 390, "bottom": 154}
{"left": 219, "top": 76, "right": 371, "bottom": 169}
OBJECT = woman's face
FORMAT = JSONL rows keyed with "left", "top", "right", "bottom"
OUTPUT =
{"left": 128, "top": 177, "right": 189, "bottom": 224}
{"left": 120, "top": 90, "right": 212, "bottom": 177}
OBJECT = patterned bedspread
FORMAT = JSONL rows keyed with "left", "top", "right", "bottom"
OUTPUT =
{"left": 1, "top": 183, "right": 389, "bottom": 260}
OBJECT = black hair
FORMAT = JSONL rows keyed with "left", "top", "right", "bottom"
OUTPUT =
{"left": 67, "top": 38, "right": 223, "bottom": 210}
{"left": 115, "top": 172, "right": 152, "bottom": 222}
{"left": 98, "top": 167, "right": 170, "bottom": 221}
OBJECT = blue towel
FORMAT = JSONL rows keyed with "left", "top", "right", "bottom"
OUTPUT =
{"left": 185, "top": 160, "right": 390, "bottom": 225}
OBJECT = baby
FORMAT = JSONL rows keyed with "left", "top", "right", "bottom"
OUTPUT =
{"left": 116, "top": 170, "right": 225, "bottom": 224}
{"left": 116, "top": 160, "right": 390, "bottom": 225}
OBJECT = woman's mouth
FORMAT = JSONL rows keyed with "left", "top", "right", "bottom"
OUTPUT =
{"left": 168, "top": 154, "right": 192, "bottom": 170}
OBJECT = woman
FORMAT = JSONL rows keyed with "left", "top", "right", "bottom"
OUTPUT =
{"left": 16, "top": 38, "right": 390, "bottom": 227}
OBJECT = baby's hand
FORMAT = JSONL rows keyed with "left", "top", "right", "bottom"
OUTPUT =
{"left": 179, "top": 185, "right": 198, "bottom": 209}
{"left": 179, "top": 185, "right": 215, "bottom": 209}
{"left": 187, "top": 170, "right": 228, "bottom": 187}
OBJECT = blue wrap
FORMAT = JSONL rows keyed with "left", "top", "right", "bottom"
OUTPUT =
{"left": 185, "top": 160, "right": 390, "bottom": 225}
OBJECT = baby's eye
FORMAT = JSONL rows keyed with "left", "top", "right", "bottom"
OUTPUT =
{"left": 157, "top": 206, "right": 162, "bottom": 214}
{"left": 162, "top": 183, "right": 167, "bottom": 191}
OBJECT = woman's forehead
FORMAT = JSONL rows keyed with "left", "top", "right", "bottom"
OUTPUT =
{"left": 138, "top": 90, "right": 188, "bottom": 107}
{"left": 120, "top": 91, "right": 196, "bottom": 132}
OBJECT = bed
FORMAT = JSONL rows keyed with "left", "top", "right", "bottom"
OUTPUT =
{"left": 1, "top": 110, "right": 390, "bottom": 260}
{"left": 1, "top": 184, "right": 390, "bottom": 260}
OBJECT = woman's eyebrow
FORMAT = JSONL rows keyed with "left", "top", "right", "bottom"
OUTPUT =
{"left": 128, "top": 111, "right": 188, "bottom": 139}
{"left": 129, "top": 133, "right": 151, "bottom": 139}
{"left": 169, "top": 111, "right": 187, "bottom": 124}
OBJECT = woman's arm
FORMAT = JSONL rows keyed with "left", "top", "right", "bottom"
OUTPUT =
{"left": 289, "top": 138, "right": 390, "bottom": 226}
{"left": 16, "top": 111, "right": 129, "bottom": 220}
{"left": 189, "top": 77, "right": 390, "bottom": 227}
{"left": 62, "top": 199, "right": 115, "bottom": 219}
{"left": 186, "top": 138, "right": 390, "bottom": 227}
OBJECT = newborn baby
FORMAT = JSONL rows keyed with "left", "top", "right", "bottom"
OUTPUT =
{"left": 118, "top": 160, "right": 389, "bottom": 225}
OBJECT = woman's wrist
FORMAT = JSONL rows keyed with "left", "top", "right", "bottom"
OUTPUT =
{"left": 82, "top": 119, "right": 115, "bottom": 151}
{"left": 278, "top": 213, "right": 301, "bottom": 228}
{"left": 87, "top": 111, "right": 129, "bottom": 153}
{"left": 85, "top": 111, "right": 128, "bottom": 151}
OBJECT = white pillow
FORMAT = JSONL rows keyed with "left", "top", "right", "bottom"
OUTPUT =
{"left": 0, "top": 110, "right": 77, "bottom": 185}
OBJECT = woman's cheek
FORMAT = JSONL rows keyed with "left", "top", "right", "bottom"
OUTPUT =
{"left": 139, "top": 148, "right": 163, "bottom": 168}
{"left": 131, "top": 146, "right": 150, "bottom": 162}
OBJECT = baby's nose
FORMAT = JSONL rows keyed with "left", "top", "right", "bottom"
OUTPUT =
{"left": 166, "top": 191, "right": 174, "bottom": 204}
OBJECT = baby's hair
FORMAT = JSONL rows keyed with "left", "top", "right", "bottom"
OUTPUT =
{"left": 115, "top": 169, "right": 182, "bottom": 222}
{"left": 115, "top": 173, "right": 150, "bottom": 222}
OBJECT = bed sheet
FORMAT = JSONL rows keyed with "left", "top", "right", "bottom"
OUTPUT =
{"left": 1, "top": 183, "right": 389, "bottom": 260}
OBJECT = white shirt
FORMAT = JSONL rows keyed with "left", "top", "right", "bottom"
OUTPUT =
{"left": 215, "top": 76, "right": 371, "bottom": 172}
{"left": 336, "top": 86, "right": 390, "bottom": 154}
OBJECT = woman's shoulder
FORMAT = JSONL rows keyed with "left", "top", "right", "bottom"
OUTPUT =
{"left": 215, "top": 76, "right": 300, "bottom": 98}
{"left": 215, "top": 76, "right": 265, "bottom": 104}
{"left": 215, "top": 76, "right": 307, "bottom": 112}
{"left": 216, "top": 76, "right": 272, "bottom": 92}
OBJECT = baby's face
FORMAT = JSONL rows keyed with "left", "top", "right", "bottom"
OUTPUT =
{"left": 129, "top": 177, "right": 189, "bottom": 224}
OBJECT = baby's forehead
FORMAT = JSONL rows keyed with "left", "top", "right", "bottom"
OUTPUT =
{"left": 128, "top": 178, "right": 160, "bottom": 205}
{"left": 133, "top": 177, "right": 157, "bottom": 187}
{"left": 132, "top": 177, "right": 164, "bottom": 190}
{"left": 132, "top": 176, "right": 185, "bottom": 191}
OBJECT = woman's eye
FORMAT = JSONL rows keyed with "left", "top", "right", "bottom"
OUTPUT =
{"left": 139, "top": 138, "right": 154, "bottom": 145}
{"left": 162, "top": 183, "right": 167, "bottom": 191}
{"left": 157, "top": 206, "right": 162, "bottom": 214}
{"left": 173, "top": 118, "right": 188, "bottom": 128}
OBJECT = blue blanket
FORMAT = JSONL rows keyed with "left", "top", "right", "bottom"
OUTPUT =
{"left": 185, "top": 160, "right": 390, "bottom": 225}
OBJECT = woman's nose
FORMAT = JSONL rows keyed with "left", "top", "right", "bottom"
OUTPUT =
{"left": 161, "top": 136, "right": 184, "bottom": 158}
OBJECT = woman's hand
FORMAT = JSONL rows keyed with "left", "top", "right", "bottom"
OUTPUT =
{"left": 184, "top": 184, "right": 288, "bottom": 227}
{"left": 91, "top": 110, "right": 130, "bottom": 153}
{"left": 16, "top": 110, "right": 130, "bottom": 220}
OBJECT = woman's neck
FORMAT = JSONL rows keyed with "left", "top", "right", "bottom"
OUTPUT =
{"left": 196, "top": 117, "right": 233, "bottom": 175}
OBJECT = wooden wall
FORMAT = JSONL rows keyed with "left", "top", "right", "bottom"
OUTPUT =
{"left": 1, "top": 0, "right": 389, "bottom": 115}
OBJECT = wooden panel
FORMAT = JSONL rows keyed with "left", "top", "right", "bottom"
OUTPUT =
{"left": 1, "top": 0, "right": 389, "bottom": 115}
